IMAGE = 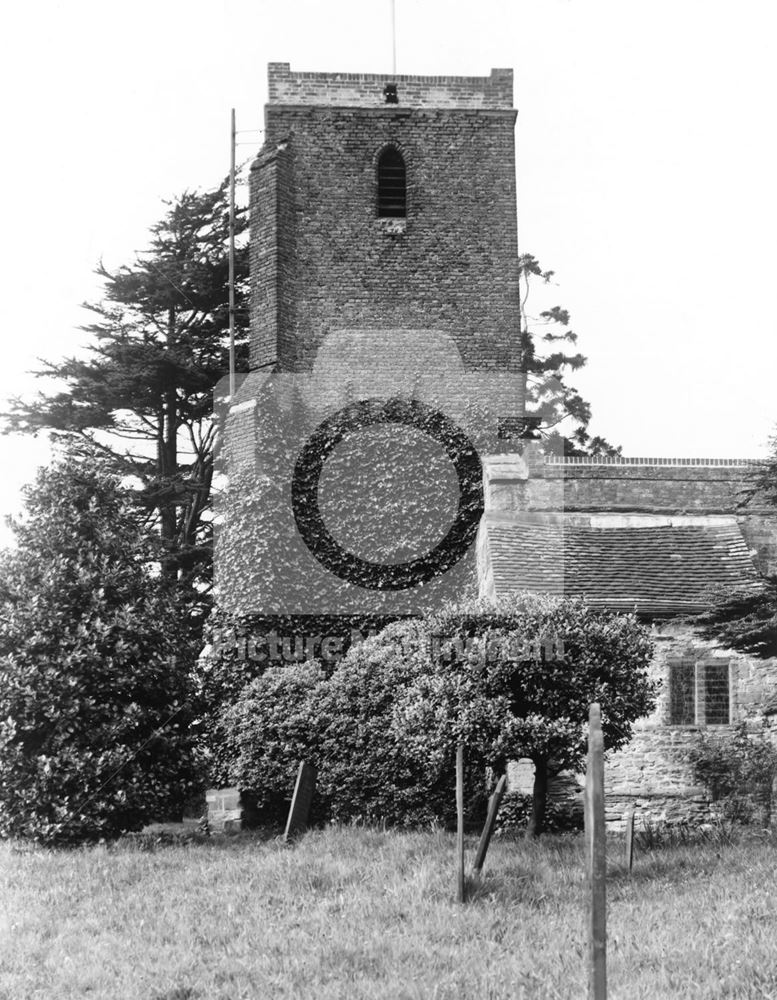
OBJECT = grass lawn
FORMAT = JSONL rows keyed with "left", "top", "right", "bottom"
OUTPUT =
{"left": 1, "top": 825, "right": 777, "bottom": 999}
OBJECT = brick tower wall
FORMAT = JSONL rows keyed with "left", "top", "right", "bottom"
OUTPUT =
{"left": 250, "top": 64, "right": 521, "bottom": 372}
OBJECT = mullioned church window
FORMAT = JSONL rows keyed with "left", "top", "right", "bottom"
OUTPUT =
{"left": 669, "top": 657, "right": 731, "bottom": 725}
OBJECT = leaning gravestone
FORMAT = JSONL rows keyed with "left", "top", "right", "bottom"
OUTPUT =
{"left": 472, "top": 774, "right": 507, "bottom": 875}
{"left": 284, "top": 762, "right": 317, "bottom": 842}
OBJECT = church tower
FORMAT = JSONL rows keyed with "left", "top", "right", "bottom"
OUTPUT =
{"left": 249, "top": 63, "right": 521, "bottom": 372}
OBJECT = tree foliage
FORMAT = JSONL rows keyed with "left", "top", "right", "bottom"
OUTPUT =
{"left": 692, "top": 582, "right": 777, "bottom": 659}
{"left": 0, "top": 447, "right": 198, "bottom": 843}
{"left": 519, "top": 254, "right": 620, "bottom": 457}
{"left": 396, "top": 594, "right": 656, "bottom": 835}
{"left": 4, "top": 180, "right": 249, "bottom": 623}
{"left": 692, "top": 433, "right": 777, "bottom": 658}
{"left": 209, "top": 618, "right": 489, "bottom": 828}
{"left": 689, "top": 722, "right": 777, "bottom": 825}
{"left": 209, "top": 595, "right": 656, "bottom": 835}
{"left": 209, "top": 661, "right": 326, "bottom": 822}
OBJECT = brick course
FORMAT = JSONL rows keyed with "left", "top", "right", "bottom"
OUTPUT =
{"left": 266, "top": 63, "right": 514, "bottom": 109}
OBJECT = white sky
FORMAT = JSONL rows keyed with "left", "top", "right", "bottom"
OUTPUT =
{"left": 1, "top": 0, "right": 776, "bottom": 545}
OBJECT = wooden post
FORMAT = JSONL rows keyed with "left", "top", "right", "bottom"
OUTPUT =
{"left": 585, "top": 703, "right": 607, "bottom": 999}
{"left": 284, "top": 762, "right": 316, "bottom": 842}
{"left": 456, "top": 743, "right": 465, "bottom": 903}
{"left": 228, "top": 108, "right": 236, "bottom": 399}
{"left": 624, "top": 806, "right": 635, "bottom": 874}
{"left": 472, "top": 774, "right": 507, "bottom": 875}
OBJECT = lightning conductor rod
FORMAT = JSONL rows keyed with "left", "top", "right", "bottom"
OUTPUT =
{"left": 228, "top": 107, "right": 237, "bottom": 399}
{"left": 391, "top": 0, "right": 397, "bottom": 75}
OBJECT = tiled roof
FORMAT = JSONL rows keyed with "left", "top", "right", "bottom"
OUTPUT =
{"left": 484, "top": 517, "right": 762, "bottom": 614}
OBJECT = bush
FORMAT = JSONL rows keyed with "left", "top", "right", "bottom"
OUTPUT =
{"left": 209, "top": 593, "right": 654, "bottom": 834}
{"left": 196, "top": 608, "right": 401, "bottom": 711}
{"left": 394, "top": 594, "right": 656, "bottom": 835}
{"left": 0, "top": 451, "right": 198, "bottom": 844}
{"left": 209, "top": 620, "right": 489, "bottom": 828}
{"left": 689, "top": 722, "right": 777, "bottom": 826}
{"left": 208, "top": 662, "right": 325, "bottom": 823}
{"left": 314, "top": 620, "right": 488, "bottom": 827}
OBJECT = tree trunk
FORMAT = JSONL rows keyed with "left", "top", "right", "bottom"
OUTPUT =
{"left": 526, "top": 757, "right": 548, "bottom": 838}
{"left": 159, "top": 306, "right": 179, "bottom": 586}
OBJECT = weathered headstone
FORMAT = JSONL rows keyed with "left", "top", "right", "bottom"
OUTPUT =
{"left": 205, "top": 787, "right": 243, "bottom": 833}
{"left": 472, "top": 774, "right": 507, "bottom": 875}
{"left": 585, "top": 703, "right": 607, "bottom": 1000}
{"left": 456, "top": 743, "right": 465, "bottom": 903}
{"left": 284, "top": 761, "right": 317, "bottom": 842}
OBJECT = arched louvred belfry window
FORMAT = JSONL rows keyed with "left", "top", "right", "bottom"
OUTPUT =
{"left": 377, "top": 146, "right": 406, "bottom": 217}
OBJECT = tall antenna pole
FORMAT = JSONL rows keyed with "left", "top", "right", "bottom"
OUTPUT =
{"left": 228, "top": 107, "right": 236, "bottom": 399}
{"left": 391, "top": 0, "right": 397, "bottom": 75}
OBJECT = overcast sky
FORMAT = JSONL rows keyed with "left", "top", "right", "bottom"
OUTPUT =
{"left": 1, "top": 0, "right": 775, "bottom": 544}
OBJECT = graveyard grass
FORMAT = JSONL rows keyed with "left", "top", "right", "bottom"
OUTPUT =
{"left": 2, "top": 827, "right": 776, "bottom": 1000}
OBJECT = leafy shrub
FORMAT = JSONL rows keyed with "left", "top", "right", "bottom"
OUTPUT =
{"left": 313, "top": 620, "right": 488, "bottom": 827}
{"left": 0, "top": 451, "right": 198, "bottom": 844}
{"left": 208, "top": 662, "right": 325, "bottom": 823}
{"left": 394, "top": 594, "right": 656, "bottom": 835}
{"left": 209, "top": 622, "right": 487, "bottom": 828}
{"left": 688, "top": 722, "right": 777, "bottom": 825}
{"left": 210, "top": 594, "right": 654, "bottom": 833}
{"left": 197, "top": 607, "right": 401, "bottom": 711}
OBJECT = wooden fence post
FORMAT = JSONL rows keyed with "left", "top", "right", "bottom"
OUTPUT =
{"left": 456, "top": 743, "right": 465, "bottom": 903}
{"left": 624, "top": 806, "right": 635, "bottom": 874}
{"left": 472, "top": 774, "right": 507, "bottom": 875}
{"left": 585, "top": 703, "right": 607, "bottom": 999}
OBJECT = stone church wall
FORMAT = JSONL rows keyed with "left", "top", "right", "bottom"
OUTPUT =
{"left": 607, "top": 625, "right": 777, "bottom": 827}
{"left": 509, "top": 622, "right": 777, "bottom": 828}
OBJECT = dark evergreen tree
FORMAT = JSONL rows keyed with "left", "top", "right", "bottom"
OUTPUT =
{"left": 4, "top": 180, "right": 249, "bottom": 631}
{"left": 519, "top": 254, "right": 620, "bottom": 456}
{"left": 0, "top": 447, "right": 198, "bottom": 843}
